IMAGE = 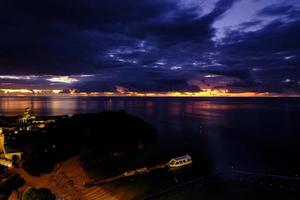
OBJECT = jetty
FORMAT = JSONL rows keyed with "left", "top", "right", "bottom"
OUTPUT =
{"left": 85, "top": 155, "right": 192, "bottom": 187}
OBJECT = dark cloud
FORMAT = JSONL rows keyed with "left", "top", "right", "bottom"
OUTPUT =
{"left": 217, "top": 17, "right": 300, "bottom": 93}
{"left": 0, "top": 0, "right": 299, "bottom": 94}
{"left": 0, "top": 0, "right": 176, "bottom": 75}
{"left": 135, "top": 0, "right": 237, "bottom": 45}
{"left": 238, "top": 20, "right": 262, "bottom": 29}
{"left": 258, "top": 4, "right": 293, "bottom": 16}
{"left": 205, "top": 69, "right": 251, "bottom": 79}
{"left": 257, "top": 3, "right": 300, "bottom": 20}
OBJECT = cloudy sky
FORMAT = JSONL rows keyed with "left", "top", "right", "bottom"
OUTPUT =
{"left": 0, "top": 0, "right": 300, "bottom": 94}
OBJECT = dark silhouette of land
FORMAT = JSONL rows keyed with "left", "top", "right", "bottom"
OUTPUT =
{"left": 1, "top": 109, "right": 300, "bottom": 200}
{"left": 1, "top": 111, "right": 157, "bottom": 199}
{"left": 7, "top": 111, "right": 157, "bottom": 175}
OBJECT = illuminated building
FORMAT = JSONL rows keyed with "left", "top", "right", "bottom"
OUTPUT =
{"left": 0, "top": 128, "right": 6, "bottom": 156}
{"left": 18, "top": 107, "right": 36, "bottom": 124}
{"left": 0, "top": 128, "right": 22, "bottom": 167}
{"left": 16, "top": 107, "right": 55, "bottom": 131}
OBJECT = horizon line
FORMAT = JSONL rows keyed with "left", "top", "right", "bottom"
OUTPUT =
{"left": 0, "top": 88, "right": 299, "bottom": 98}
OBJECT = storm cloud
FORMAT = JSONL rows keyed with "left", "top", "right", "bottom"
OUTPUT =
{"left": 0, "top": 0, "right": 300, "bottom": 94}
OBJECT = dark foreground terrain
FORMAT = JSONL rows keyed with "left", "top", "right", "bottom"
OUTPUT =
{"left": 1, "top": 107, "right": 300, "bottom": 200}
{"left": 1, "top": 111, "right": 157, "bottom": 199}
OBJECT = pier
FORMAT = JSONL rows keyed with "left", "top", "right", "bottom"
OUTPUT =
{"left": 84, "top": 163, "right": 168, "bottom": 187}
{"left": 85, "top": 155, "right": 192, "bottom": 187}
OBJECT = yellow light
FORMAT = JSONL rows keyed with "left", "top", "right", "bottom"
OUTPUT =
{"left": 0, "top": 88, "right": 298, "bottom": 97}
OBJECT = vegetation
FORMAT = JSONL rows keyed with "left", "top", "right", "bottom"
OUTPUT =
{"left": 22, "top": 187, "right": 55, "bottom": 200}
{"left": 78, "top": 111, "right": 157, "bottom": 173}
{"left": 9, "top": 111, "right": 156, "bottom": 175}
{"left": 0, "top": 173, "right": 25, "bottom": 200}
{"left": 0, "top": 165, "right": 7, "bottom": 175}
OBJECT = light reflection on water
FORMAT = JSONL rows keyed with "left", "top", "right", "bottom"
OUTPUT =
{"left": 0, "top": 96, "right": 300, "bottom": 175}
{"left": 0, "top": 97, "right": 263, "bottom": 120}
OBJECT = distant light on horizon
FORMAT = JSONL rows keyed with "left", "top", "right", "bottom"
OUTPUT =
{"left": 0, "top": 75, "right": 37, "bottom": 80}
{"left": 0, "top": 89, "right": 63, "bottom": 95}
{"left": 204, "top": 74, "right": 220, "bottom": 78}
{"left": 0, "top": 87, "right": 294, "bottom": 97}
{"left": 46, "top": 76, "right": 79, "bottom": 84}
{"left": 0, "top": 0, "right": 299, "bottom": 95}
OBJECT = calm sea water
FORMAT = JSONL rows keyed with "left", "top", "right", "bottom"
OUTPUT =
{"left": 1, "top": 96, "right": 300, "bottom": 176}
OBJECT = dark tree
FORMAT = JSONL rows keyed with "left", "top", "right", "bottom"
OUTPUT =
{"left": 22, "top": 187, "right": 56, "bottom": 200}
{"left": 0, "top": 173, "right": 25, "bottom": 200}
{"left": 20, "top": 111, "right": 157, "bottom": 175}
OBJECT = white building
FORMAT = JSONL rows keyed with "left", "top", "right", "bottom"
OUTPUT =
{"left": 0, "top": 128, "right": 22, "bottom": 167}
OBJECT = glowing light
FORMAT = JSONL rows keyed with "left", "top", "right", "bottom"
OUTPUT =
{"left": 0, "top": 75, "right": 37, "bottom": 80}
{"left": 251, "top": 68, "right": 261, "bottom": 72}
{"left": 69, "top": 88, "right": 273, "bottom": 97}
{"left": 47, "top": 76, "right": 79, "bottom": 84}
{"left": 170, "top": 66, "right": 182, "bottom": 70}
{"left": 284, "top": 56, "right": 295, "bottom": 60}
{"left": 0, "top": 88, "right": 297, "bottom": 97}
{"left": 204, "top": 74, "right": 220, "bottom": 78}
{"left": 0, "top": 74, "right": 92, "bottom": 83}
{"left": 78, "top": 74, "right": 94, "bottom": 78}
{"left": 0, "top": 89, "right": 33, "bottom": 94}
{"left": 0, "top": 89, "right": 63, "bottom": 95}
{"left": 32, "top": 89, "right": 63, "bottom": 94}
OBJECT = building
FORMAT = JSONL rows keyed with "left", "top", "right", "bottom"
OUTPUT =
{"left": 16, "top": 107, "right": 55, "bottom": 131}
{"left": 0, "top": 128, "right": 6, "bottom": 155}
{"left": 18, "top": 107, "right": 36, "bottom": 124}
{"left": 0, "top": 128, "right": 22, "bottom": 168}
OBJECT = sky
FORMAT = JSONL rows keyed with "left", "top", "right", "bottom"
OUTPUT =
{"left": 0, "top": 0, "right": 300, "bottom": 96}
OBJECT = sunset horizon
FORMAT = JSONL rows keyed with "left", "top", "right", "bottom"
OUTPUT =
{"left": 1, "top": 1, "right": 300, "bottom": 200}
{"left": 1, "top": 0, "right": 299, "bottom": 96}
{"left": 0, "top": 87, "right": 299, "bottom": 97}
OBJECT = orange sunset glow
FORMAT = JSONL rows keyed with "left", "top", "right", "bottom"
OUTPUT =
{"left": 0, "top": 88, "right": 298, "bottom": 97}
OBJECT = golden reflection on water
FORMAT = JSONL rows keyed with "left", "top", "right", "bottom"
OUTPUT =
{"left": 192, "top": 101, "right": 256, "bottom": 110}
{"left": 0, "top": 97, "right": 80, "bottom": 116}
{"left": 0, "top": 97, "right": 43, "bottom": 115}
{"left": 0, "top": 97, "right": 257, "bottom": 118}
{"left": 181, "top": 101, "right": 256, "bottom": 121}
{"left": 49, "top": 98, "right": 77, "bottom": 115}
{"left": 145, "top": 101, "right": 154, "bottom": 116}
{"left": 168, "top": 102, "right": 182, "bottom": 116}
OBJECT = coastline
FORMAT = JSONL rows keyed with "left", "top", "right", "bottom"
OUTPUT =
{"left": 9, "top": 156, "right": 119, "bottom": 200}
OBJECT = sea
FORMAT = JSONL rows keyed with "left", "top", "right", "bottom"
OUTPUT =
{"left": 1, "top": 96, "right": 300, "bottom": 177}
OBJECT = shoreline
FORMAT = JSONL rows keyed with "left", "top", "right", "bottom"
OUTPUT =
{"left": 9, "top": 156, "right": 119, "bottom": 200}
